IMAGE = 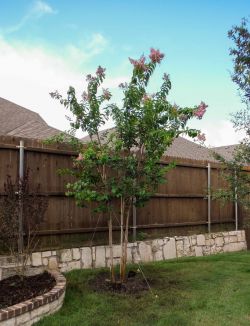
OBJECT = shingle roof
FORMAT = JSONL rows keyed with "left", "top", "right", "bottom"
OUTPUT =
{"left": 81, "top": 127, "right": 217, "bottom": 162}
{"left": 0, "top": 97, "right": 61, "bottom": 139}
{"left": 165, "top": 137, "right": 215, "bottom": 161}
{"left": 212, "top": 145, "right": 238, "bottom": 161}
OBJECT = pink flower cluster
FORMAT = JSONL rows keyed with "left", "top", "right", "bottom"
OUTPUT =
{"left": 102, "top": 88, "right": 112, "bottom": 100}
{"left": 194, "top": 102, "right": 208, "bottom": 119}
{"left": 197, "top": 133, "right": 206, "bottom": 142}
{"left": 149, "top": 48, "right": 164, "bottom": 63}
{"left": 76, "top": 153, "right": 84, "bottom": 161}
{"left": 96, "top": 66, "right": 106, "bottom": 79}
{"left": 129, "top": 55, "right": 147, "bottom": 71}
{"left": 129, "top": 48, "right": 165, "bottom": 70}
{"left": 82, "top": 91, "right": 89, "bottom": 101}
{"left": 86, "top": 74, "right": 95, "bottom": 82}
{"left": 179, "top": 114, "right": 188, "bottom": 122}
{"left": 162, "top": 73, "right": 170, "bottom": 82}
{"left": 142, "top": 94, "right": 151, "bottom": 103}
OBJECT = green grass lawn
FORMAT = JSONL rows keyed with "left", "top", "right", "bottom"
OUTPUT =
{"left": 36, "top": 252, "right": 250, "bottom": 326}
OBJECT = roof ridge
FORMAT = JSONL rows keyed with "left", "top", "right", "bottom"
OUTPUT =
{"left": 0, "top": 97, "right": 47, "bottom": 124}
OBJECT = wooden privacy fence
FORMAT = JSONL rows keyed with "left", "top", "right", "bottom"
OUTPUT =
{"left": 0, "top": 135, "right": 248, "bottom": 249}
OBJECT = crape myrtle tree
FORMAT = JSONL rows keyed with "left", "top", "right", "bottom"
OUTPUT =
{"left": 51, "top": 48, "right": 207, "bottom": 284}
{"left": 213, "top": 19, "right": 250, "bottom": 210}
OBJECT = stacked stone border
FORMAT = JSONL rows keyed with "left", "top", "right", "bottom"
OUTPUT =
{"left": 3, "top": 230, "right": 244, "bottom": 275}
{"left": 56, "top": 230, "right": 247, "bottom": 272}
{"left": 0, "top": 231, "right": 247, "bottom": 279}
{"left": 0, "top": 271, "right": 66, "bottom": 326}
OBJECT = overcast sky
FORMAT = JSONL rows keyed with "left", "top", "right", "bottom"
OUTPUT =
{"left": 0, "top": 0, "right": 249, "bottom": 146}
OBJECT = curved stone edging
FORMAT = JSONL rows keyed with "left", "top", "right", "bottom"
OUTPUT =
{"left": 0, "top": 271, "right": 66, "bottom": 326}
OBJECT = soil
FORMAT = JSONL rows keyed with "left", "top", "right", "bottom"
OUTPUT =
{"left": 0, "top": 271, "right": 56, "bottom": 309}
{"left": 90, "top": 270, "right": 151, "bottom": 295}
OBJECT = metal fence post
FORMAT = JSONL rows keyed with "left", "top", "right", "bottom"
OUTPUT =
{"left": 235, "top": 170, "right": 238, "bottom": 231}
{"left": 132, "top": 197, "right": 137, "bottom": 241}
{"left": 18, "top": 140, "right": 24, "bottom": 254}
{"left": 207, "top": 163, "right": 211, "bottom": 233}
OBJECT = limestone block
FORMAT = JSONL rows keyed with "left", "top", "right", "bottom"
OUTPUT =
{"left": 224, "top": 242, "right": 247, "bottom": 253}
{"left": 107, "top": 257, "right": 120, "bottom": 267}
{"left": 51, "top": 251, "right": 57, "bottom": 256}
{"left": 132, "top": 247, "right": 141, "bottom": 263}
{"left": 205, "top": 233, "right": 211, "bottom": 240}
{"left": 153, "top": 249, "right": 163, "bottom": 261}
{"left": 127, "top": 242, "right": 137, "bottom": 248}
{"left": 81, "top": 247, "right": 92, "bottom": 268}
{"left": 72, "top": 248, "right": 81, "bottom": 260}
{"left": 185, "top": 247, "right": 195, "bottom": 257}
{"left": 42, "top": 258, "right": 48, "bottom": 266}
{"left": 138, "top": 242, "right": 153, "bottom": 262}
{"left": 197, "top": 234, "right": 205, "bottom": 246}
{"left": 151, "top": 241, "right": 160, "bottom": 253}
{"left": 191, "top": 236, "right": 197, "bottom": 246}
{"left": 222, "top": 231, "right": 229, "bottom": 235}
{"left": 152, "top": 239, "right": 163, "bottom": 261}
{"left": 59, "top": 263, "right": 68, "bottom": 273}
{"left": 151, "top": 246, "right": 158, "bottom": 254}
{"left": 48, "top": 257, "right": 58, "bottom": 270}
{"left": 229, "top": 235, "right": 238, "bottom": 243}
{"left": 183, "top": 237, "right": 193, "bottom": 256}
{"left": 155, "top": 239, "right": 164, "bottom": 246}
{"left": 215, "top": 237, "right": 224, "bottom": 247}
{"left": 60, "top": 249, "right": 72, "bottom": 263}
{"left": 228, "top": 231, "right": 239, "bottom": 236}
{"left": 215, "top": 246, "right": 223, "bottom": 253}
{"left": 163, "top": 238, "right": 176, "bottom": 259}
{"left": 205, "top": 238, "right": 214, "bottom": 246}
{"left": 176, "top": 240, "right": 184, "bottom": 257}
{"left": 237, "top": 231, "right": 246, "bottom": 242}
{"left": 211, "top": 232, "right": 219, "bottom": 239}
{"left": 31, "top": 252, "right": 42, "bottom": 267}
{"left": 194, "top": 246, "right": 203, "bottom": 257}
{"left": 127, "top": 247, "right": 133, "bottom": 263}
{"left": 183, "top": 236, "right": 190, "bottom": 246}
{"left": 42, "top": 251, "right": 52, "bottom": 258}
{"left": 95, "top": 246, "right": 106, "bottom": 268}
{"left": 203, "top": 246, "right": 211, "bottom": 256}
{"left": 106, "top": 244, "right": 121, "bottom": 258}
{"left": 210, "top": 245, "right": 218, "bottom": 254}
{"left": 67, "top": 260, "right": 81, "bottom": 271}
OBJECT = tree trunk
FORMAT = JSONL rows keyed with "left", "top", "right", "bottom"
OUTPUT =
{"left": 120, "top": 198, "right": 132, "bottom": 283}
{"left": 121, "top": 209, "right": 130, "bottom": 282}
{"left": 108, "top": 215, "right": 115, "bottom": 283}
{"left": 120, "top": 197, "right": 125, "bottom": 282}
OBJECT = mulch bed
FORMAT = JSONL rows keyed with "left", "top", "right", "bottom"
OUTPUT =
{"left": 0, "top": 271, "right": 56, "bottom": 309}
{"left": 90, "top": 270, "right": 151, "bottom": 295}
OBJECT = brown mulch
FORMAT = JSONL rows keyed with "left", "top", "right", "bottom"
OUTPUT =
{"left": 90, "top": 270, "right": 151, "bottom": 295}
{"left": 0, "top": 271, "right": 56, "bottom": 309}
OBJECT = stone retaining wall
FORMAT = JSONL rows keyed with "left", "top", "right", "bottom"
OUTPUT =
{"left": 0, "top": 271, "right": 66, "bottom": 326}
{"left": 0, "top": 230, "right": 247, "bottom": 278}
